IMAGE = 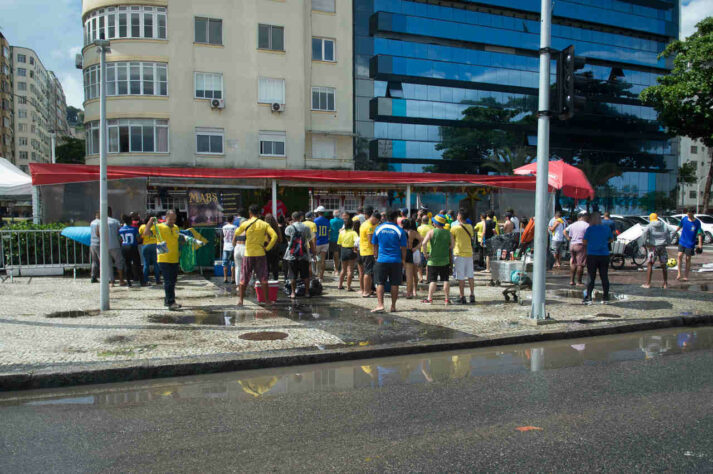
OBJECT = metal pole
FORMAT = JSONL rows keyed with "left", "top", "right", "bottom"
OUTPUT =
{"left": 697, "top": 181, "right": 700, "bottom": 214}
{"left": 406, "top": 184, "right": 411, "bottom": 217}
{"left": 32, "top": 186, "right": 40, "bottom": 224}
{"left": 529, "top": 0, "right": 552, "bottom": 320}
{"left": 50, "top": 132, "right": 56, "bottom": 164}
{"left": 271, "top": 180, "right": 278, "bottom": 217}
{"left": 98, "top": 41, "right": 110, "bottom": 311}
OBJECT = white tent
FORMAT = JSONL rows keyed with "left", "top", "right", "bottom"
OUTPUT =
{"left": 0, "top": 157, "right": 32, "bottom": 197}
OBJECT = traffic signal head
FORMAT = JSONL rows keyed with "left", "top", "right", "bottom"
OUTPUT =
{"left": 557, "top": 45, "right": 587, "bottom": 120}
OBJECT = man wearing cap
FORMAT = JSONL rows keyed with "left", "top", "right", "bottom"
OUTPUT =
{"left": 421, "top": 213, "right": 454, "bottom": 305}
{"left": 313, "top": 207, "right": 331, "bottom": 281}
{"left": 641, "top": 212, "right": 675, "bottom": 289}
{"left": 675, "top": 208, "right": 704, "bottom": 282}
{"left": 564, "top": 212, "right": 590, "bottom": 286}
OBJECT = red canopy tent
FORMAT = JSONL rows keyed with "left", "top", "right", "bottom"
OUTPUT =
{"left": 30, "top": 163, "right": 539, "bottom": 191}
{"left": 513, "top": 160, "right": 594, "bottom": 200}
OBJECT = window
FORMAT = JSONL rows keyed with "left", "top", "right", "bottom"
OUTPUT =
{"left": 88, "top": 118, "right": 169, "bottom": 154}
{"left": 312, "top": 0, "right": 335, "bottom": 12}
{"left": 3, "top": 47, "right": 9, "bottom": 58}
{"left": 19, "top": 151, "right": 28, "bottom": 160}
{"left": 311, "top": 86, "right": 335, "bottom": 111}
{"left": 18, "top": 123, "right": 27, "bottom": 132}
{"left": 84, "top": 6, "right": 167, "bottom": 45}
{"left": 259, "top": 131, "right": 286, "bottom": 157}
{"left": 84, "top": 62, "right": 167, "bottom": 100}
{"left": 17, "top": 81, "right": 26, "bottom": 91}
{"left": 312, "top": 136, "right": 336, "bottom": 158}
{"left": 258, "top": 77, "right": 285, "bottom": 104}
{"left": 195, "top": 17, "right": 222, "bottom": 45}
{"left": 17, "top": 96, "right": 26, "bottom": 105}
{"left": 17, "top": 53, "right": 25, "bottom": 63}
{"left": 195, "top": 127, "right": 224, "bottom": 154}
{"left": 691, "top": 145, "right": 698, "bottom": 154}
{"left": 194, "top": 72, "right": 223, "bottom": 99}
{"left": 690, "top": 191, "right": 697, "bottom": 199}
{"left": 29, "top": 57, "right": 34, "bottom": 65}
{"left": 18, "top": 109, "right": 27, "bottom": 119}
{"left": 17, "top": 68, "right": 26, "bottom": 77}
{"left": 18, "top": 137, "right": 28, "bottom": 146}
{"left": 258, "top": 24, "right": 284, "bottom": 51}
{"left": 312, "top": 38, "right": 335, "bottom": 61}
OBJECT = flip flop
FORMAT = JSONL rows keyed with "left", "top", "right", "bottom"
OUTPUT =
{"left": 421, "top": 298, "right": 432, "bottom": 304}
{"left": 370, "top": 308, "right": 385, "bottom": 313}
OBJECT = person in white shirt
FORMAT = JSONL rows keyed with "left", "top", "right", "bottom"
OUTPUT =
{"left": 221, "top": 216, "right": 237, "bottom": 284}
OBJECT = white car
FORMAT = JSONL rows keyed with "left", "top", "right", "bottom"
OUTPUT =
{"left": 672, "top": 214, "right": 713, "bottom": 244}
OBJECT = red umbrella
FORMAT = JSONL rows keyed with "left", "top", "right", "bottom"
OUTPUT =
{"left": 513, "top": 160, "right": 594, "bottom": 200}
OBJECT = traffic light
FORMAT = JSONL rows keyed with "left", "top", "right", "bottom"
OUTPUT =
{"left": 556, "top": 45, "right": 588, "bottom": 120}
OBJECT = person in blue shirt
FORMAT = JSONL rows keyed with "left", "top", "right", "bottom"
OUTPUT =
{"left": 119, "top": 214, "right": 143, "bottom": 286}
{"left": 313, "top": 206, "right": 331, "bottom": 280}
{"left": 582, "top": 211, "right": 614, "bottom": 305}
{"left": 602, "top": 212, "right": 617, "bottom": 236}
{"left": 329, "top": 210, "right": 344, "bottom": 276}
{"left": 675, "top": 208, "right": 704, "bottom": 282}
{"left": 371, "top": 209, "right": 408, "bottom": 313}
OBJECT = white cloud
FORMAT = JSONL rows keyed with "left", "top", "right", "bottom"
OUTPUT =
{"left": 681, "top": 0, "right": 713, "bottom": 39}
{"left": 58, "top": 73, "right": 84, "bottom": 110}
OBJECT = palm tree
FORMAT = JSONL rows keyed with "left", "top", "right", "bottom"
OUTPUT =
{"left": 577, "top": 159, "right": 622, "bottom": 211}
{"left": 482, "top": 147, "right": 535, "bottom": 175}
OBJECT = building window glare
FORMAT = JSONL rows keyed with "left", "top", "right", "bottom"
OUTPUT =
{"left": 691, "top": 145, "right": 698, "bottom": 154}
{"left": 311, "top": 86, "right": 335, "bottom": 111}
{"left": 86, "top": 119, "right": 169, "bottom": 155}
{"left": 312, "top": 0, "right": 335, "bottom": 13}
{"left": 258, "top": 24, "right": 284, "bottom": 51}
{"left": 84, "top": 6, "right": 167, "bottom": 45}
{"left": 84, "top": 62, "right": 167, "bottom": 101}
{"left": 194, "top": 72, "right": 223, "bottom": 99}
{"left": 195, "top": 17, "right": 222, "bottom": 45}
{"left": 195, "top": 127, "right": 224, "bottom": 154}
{"left": 259, "top": 131, "right": 286, "bottom": 157}
{"left": 258, "top": 77, "right": 285, "bottom": 104}
{"left": 312, "top": 38, "right": 335, "bottom": 61}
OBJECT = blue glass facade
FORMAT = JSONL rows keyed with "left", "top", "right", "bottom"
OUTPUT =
{"left": 354, "top": 0, "right": 679, "bottom": 212}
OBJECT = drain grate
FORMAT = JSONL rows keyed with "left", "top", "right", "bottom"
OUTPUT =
{"left": 46, "top": 310, "right": 100, "bottom": 318}
{"left": 239, "top": 331, "right": 288, "bottom": 341}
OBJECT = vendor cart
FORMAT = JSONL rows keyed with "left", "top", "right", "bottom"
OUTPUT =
{"left": 490, "top": 252, "right": 533, "bottom": 304}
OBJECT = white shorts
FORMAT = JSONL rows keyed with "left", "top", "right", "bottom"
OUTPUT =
{"left": 453, "top": 256, "right": 474, "bottom": 280}
{"left": 316, "top": 243, "right": 329, "bottom": 256}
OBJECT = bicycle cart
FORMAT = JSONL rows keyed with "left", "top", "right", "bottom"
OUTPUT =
{"left": 610, "top": 238, "right": 647, "bottom": 270}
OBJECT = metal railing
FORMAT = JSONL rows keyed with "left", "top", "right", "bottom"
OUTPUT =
{"left": 0, "top": 229, "right": 91, "bottom": 281}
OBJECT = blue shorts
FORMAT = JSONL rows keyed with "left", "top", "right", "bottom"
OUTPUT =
{"left": 222, "top": 250, "right": 234, "bottom": 267}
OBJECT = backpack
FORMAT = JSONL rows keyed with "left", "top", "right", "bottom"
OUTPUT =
{"left": 287, "top": 224, "right": 307, "bottom": 258}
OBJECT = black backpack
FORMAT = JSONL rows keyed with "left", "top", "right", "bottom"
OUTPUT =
{"left": 287, "top": 225, "right": 307, "bottom": 258}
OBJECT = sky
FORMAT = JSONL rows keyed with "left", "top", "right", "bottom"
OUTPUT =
{"left": 0, "top": 0, "right": 710, "bottom": 110}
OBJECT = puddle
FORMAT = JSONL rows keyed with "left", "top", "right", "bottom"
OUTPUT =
{"left": 46, "top": 310, "right": 100, "bottom": 319}
{"left": 677, "top": 284, "right": 711, "bottom": 292}
{"left": 594, "top": 313, "right": 622, "bottom": 318}
{"left": 148, "top": 310, "right": 278, "bottom": 326}
{"left": 9, "top": 326, "right": 713, "bottom": 405}
{"left": 239, "top": 331, "right": 288, "bottom": 341}
{"left": 552, "top": 289, "right": 628, "bottom": 301}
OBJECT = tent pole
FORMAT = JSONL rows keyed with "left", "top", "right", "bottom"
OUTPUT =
{"left": 32, "top": 186, "right": 40, "bottom": 224}
{"left": 271, "top": 180, "right": 278, "bottom": 217}
{"left": 406, "top": 184, "right": 411, "bottom": 217}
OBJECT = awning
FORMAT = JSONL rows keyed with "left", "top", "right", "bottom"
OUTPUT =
{"left": 29, "top": 163, "right": 542, "bottom": 192}
{"left": 0, "top": 157, "right": 33, "bottom": 196}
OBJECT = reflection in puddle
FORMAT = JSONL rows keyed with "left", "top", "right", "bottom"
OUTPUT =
{"left": 9, "top": 326, "right": 713, "bottom": 407}
{"left": 46, "top": 310, "right": 100, "bottom": 319}
{"left": 677, "top": 284, "right": 711, "bottom": 292}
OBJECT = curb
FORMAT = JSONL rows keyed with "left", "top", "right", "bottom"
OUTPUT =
{"left": 2, "top": 314, "right": 713, "bottom": 391}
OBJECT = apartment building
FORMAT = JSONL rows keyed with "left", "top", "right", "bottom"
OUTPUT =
{"left": 0, "top": 33, "right": 13, "bottom": 162}
{"left": 81, "top": 0, "right": 353, "bottom": 170}
{"left": 679, "top": 136, "right": 713, "bottom": 210}
{"left": 11, "top": 46, "right": 71, "bottom": 173}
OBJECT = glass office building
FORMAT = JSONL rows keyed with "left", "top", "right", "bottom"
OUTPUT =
{"left": 354, "top": 0, "right": 679, "bottom": 212}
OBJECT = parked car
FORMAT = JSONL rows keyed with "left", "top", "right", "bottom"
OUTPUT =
{"left": 672, "top": 214, "right": 713, "bottom": 244}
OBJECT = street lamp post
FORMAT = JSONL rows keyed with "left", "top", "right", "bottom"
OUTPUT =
{"left": 530, "top": 0, "right": 553, "bottom": 320}
{"left": 50, "top": 131, "right": 56, "bottom": 164}
{"left": 96, "top": 40, "right": 111, "bottom": 311}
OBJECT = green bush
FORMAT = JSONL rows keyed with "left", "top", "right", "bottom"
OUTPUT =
{"left": 1, "top": 222, "right": 90, "bottom": 267}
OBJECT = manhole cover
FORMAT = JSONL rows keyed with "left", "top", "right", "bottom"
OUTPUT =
{"left": 239, "top": 331, "right": 288, "bottom": 341}
{"left": 595, "top": 313, "right": 621, "bottom": 318}
{"left": 46, "top": 310, "right": 100, "bottom": 318}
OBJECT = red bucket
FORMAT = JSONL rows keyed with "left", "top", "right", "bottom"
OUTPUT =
{"left": 254, "top": 280, "right": 280, "bottom": 303}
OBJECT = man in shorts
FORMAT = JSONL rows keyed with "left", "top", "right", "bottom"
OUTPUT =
{"left": 284, "top": 212, "right": 315, "bottom": 299}
{"left": 675, "top": 208, "right": 704, "bottom": 282}
{"left": 371, "top": 208, "right": 407, "bottom": 313}
{"left": 359, "top": 207, "right": 379, "bottom": 297}
{"left": 221, "top": 215, "right": 236, "bottom": 284}
{"left": 548, "top": 210, "right": 567, "bottom": 268}
{"left": 421, "top": 214, "right": 453, "bottom": 305}
{"left": 450, "top": 209, "right": 475, "bottom": 304}
{"left": 313, "top": 206, "right": 331, "bottom": 280}
{"left": 564, "top": 211, "right": 589, "bottom": 286}
{"left": 234, "top": 204, "right": 278, "bottom": 306}
{"left": 641, "top": 213, "right": 674, "bottom": 289}
{"left": 329, "top": 209, "right": 343, "bottom": 276}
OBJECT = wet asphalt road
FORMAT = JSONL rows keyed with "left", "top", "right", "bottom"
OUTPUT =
{"left": 2, "top": 329, "right": 713, "bottom": 473}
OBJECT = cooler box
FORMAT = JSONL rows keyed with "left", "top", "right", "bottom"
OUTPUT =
{"left": 611, "top": 240, "right": 626, "bottom": 255}
{"left": 214, "top": 260, "right": 223, "bottom": 277}
{"left": 255, "top": 280, "right": 280, "bottom": 303}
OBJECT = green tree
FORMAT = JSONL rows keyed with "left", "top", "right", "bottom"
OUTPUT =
{"left": 66, "top": 106, "right": 84, "bottom": 126}
{"left": 640, "top": 17, "right": 713, "bottom": 212}
{"left": 55, "top": 136, "right": 85, "bottom": 164}
{"left": 481, "top": 147, "right": 535, "bottom": 174}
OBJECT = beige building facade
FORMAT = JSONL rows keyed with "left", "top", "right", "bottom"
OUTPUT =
{"left": 81, "top": 0, "right": 354, "bottom": 170}
{"left": 0, "top": 33, "right": 13, "bottom": 162}
{"left": 679, "top": 136, "right": 713, "bottom": 210}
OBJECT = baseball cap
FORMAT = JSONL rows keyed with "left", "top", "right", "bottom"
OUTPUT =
{"left": 305, "top": 212, "right": 314, "bottom": 219}
{"left": 314, "top": 206, "right": 326, "bottom": 213}
{"left": 649, "top": 213, "right": 658, "bottom": 222}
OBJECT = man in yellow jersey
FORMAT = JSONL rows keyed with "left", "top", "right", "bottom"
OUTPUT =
{"left": 359, "top": 206, "right": 380, "bottom": 297}
{"left": 138, "top": 213, "right": 162, "bottom": 286}
{"left": 450, "top": 208, "right": 476, "bottom": 304}
{"left": 416, "top": 215, "right": 434, "bottom": 283}
{"left": 234, "top": 204, "right": 278, "bottom": 306}
{"left": 144, "top": 211, "right": 181, "bottom": 310}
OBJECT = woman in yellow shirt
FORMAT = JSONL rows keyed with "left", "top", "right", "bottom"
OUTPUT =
{"left": 337, "top": 219, "right": 359, "bottom": 291}
{"left": 145, "top": 212, "right": 182, "bottom": 310}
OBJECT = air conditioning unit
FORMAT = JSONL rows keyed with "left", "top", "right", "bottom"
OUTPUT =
{"left": 211, "top": 98, "right": 225, "bottom": 109}
{"left": 271, "top": 102, "right": 285, "bottom": 113}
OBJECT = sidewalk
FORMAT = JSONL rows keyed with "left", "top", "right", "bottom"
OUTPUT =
{"left": 2, "top": 255, "right": 713, "bottom": 390}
